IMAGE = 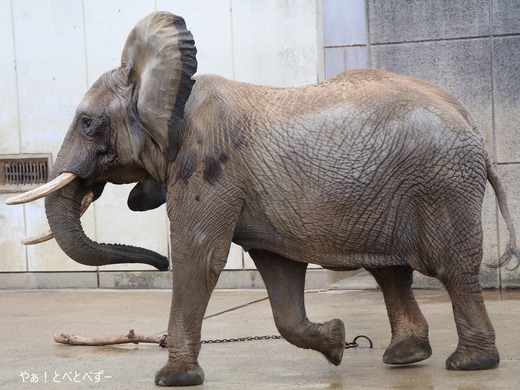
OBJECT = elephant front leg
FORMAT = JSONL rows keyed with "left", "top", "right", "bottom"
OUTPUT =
{"left": 155, "top": 238, "right": 231, "bottom": 386}
{"left": 154, "top": 184, "right": 243, "bottom": 386}
{"left": 367, "top": 266, "right": 432, "bottom": 365}
{"left": 250, "top": 249, "right": 345, "bottom": 365}
{"left": 154, "top": 265, "right": 210, "bottom": 386}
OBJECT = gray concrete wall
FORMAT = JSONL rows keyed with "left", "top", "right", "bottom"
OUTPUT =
{"left": 2, "top": 1, "right": 518, "bottom": 290}
{"left": 367, "top": 0, "right": 520, "bottom": 288}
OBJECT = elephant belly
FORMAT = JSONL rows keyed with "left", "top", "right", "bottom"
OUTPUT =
{"left": 233, "top": 203, "right": 414, "bottom": 269}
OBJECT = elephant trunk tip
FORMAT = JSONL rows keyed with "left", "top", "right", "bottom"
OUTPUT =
{"left": 155, "top": 256, "right": 170, "bottom": 271}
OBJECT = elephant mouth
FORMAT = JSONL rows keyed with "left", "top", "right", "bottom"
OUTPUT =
{"left": 80, "top": 179, "right": 107, "bottom": 202}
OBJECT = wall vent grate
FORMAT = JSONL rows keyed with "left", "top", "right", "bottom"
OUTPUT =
{"left": 0, "top": 155, "right": 52, "bottom": 193}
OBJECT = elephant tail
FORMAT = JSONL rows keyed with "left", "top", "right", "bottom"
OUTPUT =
{"left": 486, "top": 153, "right": 520, "bottom": 270}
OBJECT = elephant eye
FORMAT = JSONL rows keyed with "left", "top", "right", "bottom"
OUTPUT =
{"left": 80, "top": 109, "right": 108, "bottom": 137}
{"left": 81, "top": 117, "right": 98, "bottom": 137}
{"left": 81, "top": 117, "right": 92, "bottom": 129}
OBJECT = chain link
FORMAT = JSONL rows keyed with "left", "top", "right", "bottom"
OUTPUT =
{"left": 159, "top": 334, "right": 372, "bottom": 349}
{"left": 344, "top": 335, "right": 373, "bottom": 349}
{"left": 200, "top": 335, "right": 283, "bottom": 344}
{"left": 158, "top": 293, "right": 373, "bottom": 350}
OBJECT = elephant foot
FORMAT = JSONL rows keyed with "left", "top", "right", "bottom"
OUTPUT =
{"left": 446, "top": 347, "right": 499, "bottom": 370}
{"left": 155, "top": 362, "right": 204, "bottom": 387}
{"left": 383, "top": 336, "right": 432, "bottom": 365}
{"left": 321, "top": 319, "right": 345, "bottom": 366}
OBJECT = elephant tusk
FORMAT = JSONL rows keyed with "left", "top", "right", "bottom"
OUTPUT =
{"left": 21, "top": 231, "right": 53, "bottom": 245}
{"left": 20, "top": 190, "right": 95, "bottom": 245}
{"left": 5, "top": 172, "right": 77, "bottom": 205}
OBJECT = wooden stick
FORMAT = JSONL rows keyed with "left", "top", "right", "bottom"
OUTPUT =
{"left": 54, "top": 330, "right": 164, "bottom": 346}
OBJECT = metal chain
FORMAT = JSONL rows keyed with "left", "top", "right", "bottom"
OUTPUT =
{"left": 158, "top": 293, "right": 373, "bottom": 350}
{"left": 200, "top": 335, "right": 283, "bottom": 344}
{"left": 344, "top": 335, "right": 373, "bottom": 349}
{"left": 159, "top": 334, "right": 372, "bottom": 349}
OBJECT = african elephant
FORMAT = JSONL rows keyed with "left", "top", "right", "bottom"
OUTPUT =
{"left": 7, "top": 11, "right": 520, "bottom": 387}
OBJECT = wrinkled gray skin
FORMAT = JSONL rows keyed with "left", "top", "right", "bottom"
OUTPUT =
{"left": 39, "top": 12, "right": 516, "bottom": 387}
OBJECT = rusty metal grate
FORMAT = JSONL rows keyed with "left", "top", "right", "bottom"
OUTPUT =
{"left": 0, "top": 155, "right": 51, "bottom": 193}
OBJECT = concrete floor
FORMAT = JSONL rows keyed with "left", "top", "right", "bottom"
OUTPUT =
{"left": 1, "top": 288, "right": 519, "bottom": 389}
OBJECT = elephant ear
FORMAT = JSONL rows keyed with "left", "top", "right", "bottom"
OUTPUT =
{"left": 121, "top": 12, "right": 197, "bottom": 161}
{"left": 127, "top": 178, "right": 166, "bottom": 211}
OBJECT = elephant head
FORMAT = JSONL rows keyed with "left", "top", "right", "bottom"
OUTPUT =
{"left": 7, "top": 12, "right": 197, "bottom": 270}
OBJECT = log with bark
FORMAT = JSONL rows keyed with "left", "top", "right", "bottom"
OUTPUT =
{"left": 54, "top": 330, "right": 166, "bottom": 347}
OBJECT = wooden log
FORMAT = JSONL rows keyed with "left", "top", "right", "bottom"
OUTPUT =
{"left": 54, "top": 330, "right": 163, "bottom": 346}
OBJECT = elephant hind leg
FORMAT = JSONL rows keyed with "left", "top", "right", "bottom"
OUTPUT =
{"left": 249, "top": 249, "right": 345, "bottom": 365}
{"left": 440, "top": 269, "right": 499, "bottom": 370}
{"left": 425, "top": 207, "right": 499, "bottom": 370}
{"left": 367, "top": 266, "right": 432, "bottom": 365}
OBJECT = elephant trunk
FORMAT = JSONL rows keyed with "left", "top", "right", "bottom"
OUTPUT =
{"left": 45, "top": 178, "right": 169, "bottom": 270}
